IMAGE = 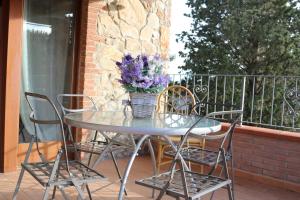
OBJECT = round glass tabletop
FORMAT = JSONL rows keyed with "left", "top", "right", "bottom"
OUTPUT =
{"left": 64, "top": 111, "right": 221, "bottom": 136}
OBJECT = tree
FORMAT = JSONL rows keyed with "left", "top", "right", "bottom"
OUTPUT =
{"left": 178, "top": 0, "right": 300, "bottom": 75}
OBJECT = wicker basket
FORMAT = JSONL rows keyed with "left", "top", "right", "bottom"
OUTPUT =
{"left": 130, "top": 93, "right": 157, "bottom": 118}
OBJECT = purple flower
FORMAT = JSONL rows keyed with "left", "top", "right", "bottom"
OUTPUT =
{"left": 125, "top": 54, "right": 133, "bottom": 61}
{"left": 116, "top": 54, "right": 169, "bottom": 93}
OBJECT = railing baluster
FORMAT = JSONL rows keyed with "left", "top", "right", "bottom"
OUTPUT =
{"left": 281, "top": 77, "right": 287, "bottom": 127}
{"left": 240, "top": 77, "right": 246, "bottom": 124}
{"left": 231, "top": 77, "right": 236, "bottom": 116}
{"left": 206, "top": 76, "right": 210, "bottom": 115}
{"left": 250, "top": 76, "right": 255, "bottom": 122}
{"left": 192, "top": 73, "right": 196, "bottom": 97}
{"left": 292, "top": 78, "right": 297, "bottom": 128}
{"left": 222, "top": 76, "right": 227, "bottom": 119}
{"left": 270, "top": 76, "right": 276, "bottom": 125}
{"left": 214, "top": 76, "right": 218, "bottom": 112}
{"left": 259, "top": 77, "right": 266, "bottom": 124}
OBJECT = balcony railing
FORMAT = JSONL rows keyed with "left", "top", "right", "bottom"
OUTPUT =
{"left": 169, "top": 74, "right": 300, "bottom": 131}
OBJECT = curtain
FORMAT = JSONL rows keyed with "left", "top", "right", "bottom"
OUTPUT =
{"left": 20, "top": 0, "right": 77, "bottom": 142}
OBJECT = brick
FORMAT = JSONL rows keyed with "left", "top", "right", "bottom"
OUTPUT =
{"left": 252, "top": 161, "right": 275, "bottom": 171}
{"left": 285, "top": 168, "right": 300, "bottom": 177}
{"left": 277, "top": 140, "right": 300, "bottom": 152}
{"left": 286, "top": 162, "right": 300, "bottom": 170}
{"left": 286, "top": 156, "right": 300, "bottom": 164}
{"left": 263, "top": 169, "right": 286, "bottom": 179}
{"left": 240, "top": 165, "right": 263, "bottom": 174}
{"left": 287, "top": 175, "right": 300, "bottom": 183}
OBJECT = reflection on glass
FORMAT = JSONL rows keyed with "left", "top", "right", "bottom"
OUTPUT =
{"left": 19, "top": 0, "right": 79, "bottom": 143}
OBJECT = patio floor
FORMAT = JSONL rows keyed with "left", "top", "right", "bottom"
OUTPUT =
{"left": 1, "top": 156, "right": 300, "bottom": 200}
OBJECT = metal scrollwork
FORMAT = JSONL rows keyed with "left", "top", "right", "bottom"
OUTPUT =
{"left": 193, "top": 83, "right": 208, "bottom": 107}
{"left": 284, "top": 88, "right": 300, "bottom": 118}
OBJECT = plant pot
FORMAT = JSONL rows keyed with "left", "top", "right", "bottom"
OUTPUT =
{"left": 129, "top": 93, "right": 157, "bottom": 118}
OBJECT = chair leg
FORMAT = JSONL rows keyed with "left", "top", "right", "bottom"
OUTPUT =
{"left": 59, "top": 188, "right": 69, "bottom": 200}
{"left": 87, "top": 131, "right": 100, "bottom": 166}
{"left": 221, "top": 150, "right": 234, "bottom": 200}
{"left": 111, "top": 151, "right": 128, "bottom": 196}
{"left": 209, "top": 166, "right": 224, "bottom": 200}
{"left": 156, "top": 141, "right": 163, "bottom": 173}
{"left": 72, "top": 179, "right": 86, "bottom": 200}
{"left": 156, "top": 159, "right": 180, "bottom": 200}
{"left": 42, "top": 186, "right": 51, "bottom": 200}
{"left": 231, "top": 156, "right": 235, "bottom": 200}
{"left": 179, "top": 160, "right": 189, "bottom": 200}
{"left": 51, "top": 186, "right": 57, "bottom": 200}
{"left": 200, "top": 138, "right": 206, "bottom": 173}
{"left": 75, "top": 186, "right": 86, "bottom": 200}
{"left": 86, "top": 184, "right": 93, "bottom": 200}
{"left": 12, "top": 167, "right": 26, "bottom": 200}
{"left": 227, "top": 183, "right": 234, "bottom": 200}
{"left": 13, "top": 137, "right": 35, "bottom": 200}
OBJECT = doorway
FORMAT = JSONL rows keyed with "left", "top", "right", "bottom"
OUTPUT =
{"left": 18, "top": 0, "right": 80, "bottom": 161}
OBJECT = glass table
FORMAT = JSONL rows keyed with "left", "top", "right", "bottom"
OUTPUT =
{"left": 64, "top": 111, "right": 221, "bottom": 199}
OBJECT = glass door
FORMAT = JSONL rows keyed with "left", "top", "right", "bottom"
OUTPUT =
{"left": 19, "top": 0, "right": 79, "bottom": 143}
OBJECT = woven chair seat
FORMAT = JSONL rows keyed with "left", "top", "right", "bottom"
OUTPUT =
{"left": 66, "top": 141, "right": 133, "bottom": 155}
{"left": 164, "top": 147, "right": 231, "bottom": 166}
{"left": 136, "top": 170, "right": 231, "bottom": 199}
{"left": 22, "top": 160, "right": 105, "bottom": 187}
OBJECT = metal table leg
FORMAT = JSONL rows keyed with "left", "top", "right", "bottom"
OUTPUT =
{"left": 147, "top": 138, "right": 157, "bottom": 198}
{"left": 118, "top": 135, "right": 150, "bottom": 200}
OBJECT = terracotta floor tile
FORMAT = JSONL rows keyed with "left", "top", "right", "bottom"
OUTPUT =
{"left": 1, "top": 156, "right": 300, "bottom": 199}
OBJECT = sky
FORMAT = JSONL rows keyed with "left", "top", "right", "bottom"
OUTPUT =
{"left": 168, "top": 0, "right": 192, "bottom": 75}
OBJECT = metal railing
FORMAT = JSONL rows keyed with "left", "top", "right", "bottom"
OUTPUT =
{"left": 168, "top": 74, "right": 300, "bottom": 131}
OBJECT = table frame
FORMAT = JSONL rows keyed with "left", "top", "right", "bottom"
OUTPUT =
{"left": 64, "top": 111, "right": 221, "bottom": 199}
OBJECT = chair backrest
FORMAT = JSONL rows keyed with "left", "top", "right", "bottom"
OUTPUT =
{"left": 25, "top": 92, "right": 65, "bottom": 139}
{"left": 56, "top": 94, "right": 98, "bottom": 116}
{"left": 25, "top": 92, "right": 76, "bottom": 175}
{"left": 172, "top": 110, "right": 243, "bottom": 169}
{"left": 157, "top": 85, "right": 196, "bottom": 115}
{"left": 205, "top": 110, "right": 242, "bottom": 152}
{"left": 190, "top": 101, "right": 239, "bottom": 117}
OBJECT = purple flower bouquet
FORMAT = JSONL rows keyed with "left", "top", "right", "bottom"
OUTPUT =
{"left": 116, "top": 54, "right": 169, "bottom": 93}
{"left": 116, "top": 54, "right": 169, "bottom": 117}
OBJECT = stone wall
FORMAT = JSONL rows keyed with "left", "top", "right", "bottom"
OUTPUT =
{"left": 78, "top": 0, "right": 171, "bottom": 110}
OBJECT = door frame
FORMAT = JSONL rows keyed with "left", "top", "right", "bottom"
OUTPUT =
{"left": 0, "top": 0, "right": 82, "bottom": 173}
{"left": 0, "top": 0, "right": 23, "bottom": 173}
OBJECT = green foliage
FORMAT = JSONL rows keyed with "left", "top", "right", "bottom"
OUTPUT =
{"left": 179, "top": 0, "right": 300, "bottom": 75}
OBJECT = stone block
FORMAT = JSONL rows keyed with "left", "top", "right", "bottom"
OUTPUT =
{"left": 141, "top": 40, "right": 157, "bottom": 55}
{"left": 97, "top": 14, "right": 121, "bottom": 38}
{"left": 125, "top": 38, "right": 141, "bottom": 53}
{"left": 120, "top": 21, "right": 139, "bottom": 39}
{"left": 119, "top": 0, "right": 147, "bottom": 29}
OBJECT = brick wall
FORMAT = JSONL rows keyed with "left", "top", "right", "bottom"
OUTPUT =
{"left": 206, "top": 125, "right": 300, "bottom": 189}
{"left": 78, "top": 0, "right": 103, "bottom": 98}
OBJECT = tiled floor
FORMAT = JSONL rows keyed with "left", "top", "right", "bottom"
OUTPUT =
{"left": 1, "top": 156, "right": 300, "bottom": 200}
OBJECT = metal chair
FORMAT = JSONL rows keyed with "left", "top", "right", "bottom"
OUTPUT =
{"left": 57, "top": 94, "right": 133, "bottom": 195}
{"left": 155, "top": 85, "right": 205, "bottom": 172}
{"left": 136, "top": 110, "right": 242, "bottom": 200}
{"left": 13, "top": 92, "right": 105, "bottom": 200}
